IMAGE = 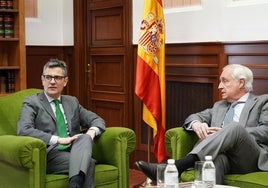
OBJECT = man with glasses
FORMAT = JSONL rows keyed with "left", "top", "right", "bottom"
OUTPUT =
{"left": 17, "top": 59, "right": 106, "bottom": 188}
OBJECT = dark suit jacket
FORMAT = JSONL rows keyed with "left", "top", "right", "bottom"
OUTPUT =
{"left": 17, "top": 91, "right": 106, "bottom": 147}
{"left": 183, "top": 93, "right": 268, "bottom": 171}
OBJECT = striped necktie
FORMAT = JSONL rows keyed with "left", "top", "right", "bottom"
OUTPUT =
{"left": 223, "top": 101, "right": 245, "bottom": 126}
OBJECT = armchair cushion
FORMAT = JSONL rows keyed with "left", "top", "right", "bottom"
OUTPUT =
{"left": 46, "top": 165, "right": 119, "bottom": 188}
{"left": 46, "top": 174, "right": 68, "bottom": 188}
{"left": 94, "top": 165, "right": 118, "bottom": 187}
{"left": 165, "top": 127, "right": 268, "bottom": 187}
{"left": 224, "top": 172, "right": 268, "bottom": 188}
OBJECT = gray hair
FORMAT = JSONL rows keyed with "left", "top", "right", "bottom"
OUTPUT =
{"left": 42, "top": 59, "right": 68, "bottom": 76}
{"left": 223, "top": 64, "right": 253, "bottom": 92}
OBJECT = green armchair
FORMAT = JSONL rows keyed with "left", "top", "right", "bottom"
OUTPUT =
{"left": 0, "top": 88, "right": 136, "bottom": 188}
{"left": 165, "top": 127, "right": 268, "bottom": 188}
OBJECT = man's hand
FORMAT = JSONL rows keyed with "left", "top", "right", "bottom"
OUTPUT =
{"left": 57, "top": 134, "right": 81, "bottom": 145}
{"left": 86, "top": 129, "right": 96, "bottom": 140}
{"left": 192, "top": 121, "right": 209, "bottom": 140}
{"left": 207, "top": 127, "right": 221, "bottom": 135}
{"left": 192, "top": 121, "right": 221, "bottom": 140}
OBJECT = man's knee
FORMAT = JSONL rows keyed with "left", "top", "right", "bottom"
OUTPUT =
{"left": 76, "top": 134, "right": 92, "bottom": 145}
{"left": 71, "top": 134, "right": 93, "bottom": 152}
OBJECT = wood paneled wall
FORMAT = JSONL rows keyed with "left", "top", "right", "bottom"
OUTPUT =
{"left": 163, "top": 42, "right": 268, "bottom": 125}
{"left": 26, "top": 46, "right": 75, "bottom": 96}
{"left": 224, "top": 43, "right": 268, "bottom": 95}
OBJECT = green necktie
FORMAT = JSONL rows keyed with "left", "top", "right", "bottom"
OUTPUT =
{"left": 53, "top": 99, "right": 70, "bottom": 150}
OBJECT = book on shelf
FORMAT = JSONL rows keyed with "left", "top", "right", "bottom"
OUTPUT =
{"left": 6, "top": 0, "right": 13, "bottom": 9}
{"left": 0, "top": 0, "right": 13, "bottom": 9}
{"left": 0, "top": 71, "right": 16, "bottom": 93}
{"left": 0, "top": 13, "right": 3, "bottom": 38}
{"left": 0, "top": 0, "right": 7, "bottom": 9}
{"left": 0, "top": 12, "right": 15, "bottom": 38}
{"left": 4, "top": 13, "right": 14, "bottom": 38}
{"left": 6, "top": 71, "right": 15, "bottom": 93}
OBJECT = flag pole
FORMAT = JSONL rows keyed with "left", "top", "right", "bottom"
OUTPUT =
{"left": 139, "top": 125, "right": 155, "bottom": 187}
{"left": 147, "top": 125, "right": 151, "bottom": 162}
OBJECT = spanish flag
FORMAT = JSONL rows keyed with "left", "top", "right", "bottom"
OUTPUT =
{"left": 135, "top": 0, "right": 166, "bottom": 163}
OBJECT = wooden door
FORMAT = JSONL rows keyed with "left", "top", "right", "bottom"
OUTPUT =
{"left": 85, "top": 0, "right": 133, "bottom": 128}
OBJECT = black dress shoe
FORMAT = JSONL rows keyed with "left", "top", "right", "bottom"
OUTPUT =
{"left": 69, "top": 174, "right": 84, "bottom": 188}
{"left": 135, "top": 161, "right": 158, "bottom": 182}
{"left": 69, "top": 181, "right": 81, "bottom": 188}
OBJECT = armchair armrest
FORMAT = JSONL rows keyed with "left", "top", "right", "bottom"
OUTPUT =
{"left": 92, "top": 127, "right": 136, "bottom": 165}
{"left": 0, "top": 135, "right": 47, "bottom": 188}
{"left": 92, "top": 127, "right": 136, "bottom": 188}
{"left": 165, "top": 127, "right": 198, "bottom": 159}
{"left": 0, "top": 135, "right": 46, "bottom": 168}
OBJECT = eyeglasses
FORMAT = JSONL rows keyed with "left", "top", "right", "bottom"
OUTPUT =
{"left": 43, "top": 75, "right": 66, "bottom": 82}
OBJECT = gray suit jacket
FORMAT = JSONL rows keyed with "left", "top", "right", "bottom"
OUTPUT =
{"left": 17, "top": 91, "right": 106, "bottom": 147}
{"left": 183, "top": 93, "right": 268, "bottom": 171}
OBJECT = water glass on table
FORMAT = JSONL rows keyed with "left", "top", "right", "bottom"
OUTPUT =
{"left": 194, "top": 161, "right": 205, "bottom": 188}
{"left": 157, "top": 163, "right": 166, "bottom": 187}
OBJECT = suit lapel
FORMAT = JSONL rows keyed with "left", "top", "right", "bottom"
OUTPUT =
{"left": 218, "top": 102, "right": 230, "bottom": 127}
{"left": 239, "top": 94, "right": 257, "bottom": 126}
{"left": 39, "top": 92, "right": 57, "bottom": 123}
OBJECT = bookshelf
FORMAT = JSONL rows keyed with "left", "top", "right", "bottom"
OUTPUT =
{"left": 0, "top": 0, "right": 26, "bottom": 96}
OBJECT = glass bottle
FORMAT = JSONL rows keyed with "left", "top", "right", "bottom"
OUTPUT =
{"left": 164, "top": 159, "right": 179, "bottom": 188}
{"left": 202, "top": 155, "right": 216, "bottom": 188}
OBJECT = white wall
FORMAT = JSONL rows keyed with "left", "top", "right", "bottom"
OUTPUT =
{"left": 133, "top": 0, "right": 268, "bottom": 44}
{"left": 25, "top": 0, "right": 73, "bottom": 46}
{"left": 26, "top": 0, "right": 268, "bottom": 45}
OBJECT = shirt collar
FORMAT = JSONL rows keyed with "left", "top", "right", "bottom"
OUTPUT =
{"left": 238, "top": 92, "right": 250, "bottom": 103}
{"left": 44, "top": 92, "right": 61, "bottom": 103}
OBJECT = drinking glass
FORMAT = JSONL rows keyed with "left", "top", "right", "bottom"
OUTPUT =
{"left": 194, "top": 161, "right": 205, "bottom": 187}
{"left": 157, "top": 163, "right": 166, "bottom": 187}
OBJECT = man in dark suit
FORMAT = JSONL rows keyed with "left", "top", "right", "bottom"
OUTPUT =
{"left": 17, "top": 59, "right": 106, "bottom": 188}
{"left": 136, "top": 64, "right": 268, "bottom": 184}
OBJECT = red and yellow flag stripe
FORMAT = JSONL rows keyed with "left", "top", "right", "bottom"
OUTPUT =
{"left": 135, "top": 0, "right": 166, "bottom": 163}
